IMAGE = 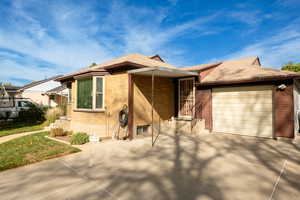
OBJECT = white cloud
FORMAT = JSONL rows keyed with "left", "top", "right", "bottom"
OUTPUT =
{"left": 228, "top": 10, "right": 272, "bottom": 25}
{"left": 0, "top": 59, "right": 61, "bottom": 85}
{"left": 0, "top": 0, "right": 222, "bottom": 85}
{"left": 207, "top": 20, "right": 300, "bottom": 68}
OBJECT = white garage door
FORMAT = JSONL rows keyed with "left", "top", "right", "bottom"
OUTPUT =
{"left": 212, "top": 86, "right": 273, "bottom": 138}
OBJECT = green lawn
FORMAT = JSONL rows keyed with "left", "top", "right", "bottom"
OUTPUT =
{"left": 0, "top": 132, "right": 80, "bottom": 171}
{"left": 0, "top": 122, "right": 45, "bottom": 137}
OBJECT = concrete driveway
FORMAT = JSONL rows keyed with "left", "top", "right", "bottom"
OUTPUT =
{"left": 0, "top": 132, "right": 300, "bottom": 200}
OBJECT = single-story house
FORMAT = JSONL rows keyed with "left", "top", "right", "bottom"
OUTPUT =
{"left": 20, "top": 75, "right": 68, "bottom": 107}
{"left": 56, "top": 53, "right": 300, "bottom": 140}
{"left": 0, "top": 85, "right": 22, "bottom": 108}
{"left": 0, "top": 85, "right": 21, "bottom": 98}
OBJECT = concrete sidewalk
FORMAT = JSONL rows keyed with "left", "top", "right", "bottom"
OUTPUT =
{"left": 0, "top": 129, "right": 46, "bottom": 144}
{"left": 0, "top": 133, "right": 300, "bottom": 200}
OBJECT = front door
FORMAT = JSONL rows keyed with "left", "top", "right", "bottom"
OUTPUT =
{"left": 178, "top": 78, "right": 195, "bottom": 119}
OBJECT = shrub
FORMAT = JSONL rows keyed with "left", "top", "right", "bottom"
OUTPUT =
{"left": 64, "top": 131, "right": 73, "bottom": 136}
{"left": 70, "top": 132, "right": 89, "bottom": 145}
{"left": 16, "top": 104, "right": 45, "bottom": 123}
{"left": 59, "top": 104, "right": 67, "bottom": 116}
{"left": 45, "top": 107, "right": 63, "bottom": 125}
{"left": 50, "top": 128, "right": 66, "bottom": 137}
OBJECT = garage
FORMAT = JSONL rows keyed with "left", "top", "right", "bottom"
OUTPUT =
{"left": 212, "top": 85, "right": 273, "bottom": 138}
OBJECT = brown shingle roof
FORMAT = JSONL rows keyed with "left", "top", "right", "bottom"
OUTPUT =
{"left": 57, "top": 53, "right": 176, "bottom": 81}
{"left": 180, "top": 62, "right": 222, "bottom": 71}
{"left": 180, "top": 56, "right": 260, "bottom": 72}
{"left": 199, "top": 60, "right": 300, "bottom": 85}
{"left": 45, "top": 85, "right": 67, "bottom": 94}
{"left": 91, "top": 53, "right": 176, "bottom": 69}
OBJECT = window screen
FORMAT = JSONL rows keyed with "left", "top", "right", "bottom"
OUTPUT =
{"left": 77, "top": 78, "right": 92, "bottom": 109}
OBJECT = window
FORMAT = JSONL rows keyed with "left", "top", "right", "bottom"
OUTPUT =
{"left": 76, "top": 76, "right": 104, "bottom": 110}
{"left": 95, "top": 77, "right": 103, "bottom": 109}
{"left": 18, "top": 101, "right": 33, "bottom": 108}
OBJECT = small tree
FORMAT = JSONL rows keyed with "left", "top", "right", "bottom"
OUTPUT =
{"left": 88, "top": 63, "right": 97, "bottom": 68}
{"left": 0, "top": 82, "right": 13, "bottom": 86}
{"left": 281, "top": 61, "right": 300, "bottom": 72}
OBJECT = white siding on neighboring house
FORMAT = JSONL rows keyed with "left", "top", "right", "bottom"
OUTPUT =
{"left": 26, "top": 80, "right": 61, "bottom": 92}
{"left": 22, "top": 91, "right": 50, "bottom": 106}
{"left": 21, "top": 80, "right": 62, "bottom": 107}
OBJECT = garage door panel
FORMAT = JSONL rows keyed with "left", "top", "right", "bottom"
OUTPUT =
{"left": 213, "top": 126, "right": 273, "bottom": 137}
{"left": 213, "top": 124, "right": 273, "bottom": 134}
{"left": 212, "top": 86, "right": 273, "bottom": 138}
{"left": 213, "top": 104, "right": 272, "bottom": 112}
{"left": 213, "top": 92, "right": 272, "bottom": 98}
{"left": 213, "top": 85, "right": 273, "bottom": 92}
{"left": 213, "top": 115, "right": 273, "bottom": 124}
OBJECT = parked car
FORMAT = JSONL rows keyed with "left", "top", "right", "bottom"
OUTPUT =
{"left": 0, "top": 98, "right": 36, "bottom": 119}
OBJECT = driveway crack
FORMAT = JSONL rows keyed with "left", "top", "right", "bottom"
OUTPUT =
{"left": 268, "top": 159, "right": 287, "bottom": 200}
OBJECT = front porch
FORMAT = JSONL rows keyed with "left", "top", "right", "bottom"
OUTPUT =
{"left": 127, "top": 67, "right": 204, "bottom": 144}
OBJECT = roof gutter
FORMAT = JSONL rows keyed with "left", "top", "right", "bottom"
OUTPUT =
{"left": 196, "top": 75, "right": 300, "bottom": 86}
{"left": 128, "top": 66, "right": 198, "bottom": 77}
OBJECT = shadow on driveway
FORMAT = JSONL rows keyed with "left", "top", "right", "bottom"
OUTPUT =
{"left": 0, "top": 127, "right": 300, "bottom": 200}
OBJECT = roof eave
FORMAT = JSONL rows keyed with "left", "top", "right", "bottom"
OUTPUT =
{"left": 128, "top": 66, "right": 198, "bottom": 77}
{"left": 196, "top": 75, "right": 300, "bottom": 86}
{"left": 55, "top": 70, "right": 108, "bottom": 82}
{"left": 102, "top": 61, "right": 148, "bottom": 69}
{"left": 180, "top": 62, "right": 222, "bottom": 72}
{"left": 56, "top": 61, "right": 158, "bottom": 82}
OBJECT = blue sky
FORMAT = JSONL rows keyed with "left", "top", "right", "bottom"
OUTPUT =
{"left": 0, "top": 0, "right": 300, "bottom": 85}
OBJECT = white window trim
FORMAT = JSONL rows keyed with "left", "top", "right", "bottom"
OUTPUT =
{"left": 75, "top": 76, "right": 105, "bottom": 111}
{"left": 92, "top": 76, "right": 105, "bottom": 111}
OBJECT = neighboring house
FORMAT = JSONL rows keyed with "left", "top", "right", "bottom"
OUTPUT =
{"left": 56, "top": 53, "right": 300, "bottom": 140}
{"left": 44, "top": 85, "right": 68, "bottom": 107}
{"left": 0, "top": 85, "right": 21, "bottom": 98}
{"left": 20, "top": 75, "right": 68, "bottom": 107}
{"left": 0, "top": 85, "right": 22, "bottom": 108}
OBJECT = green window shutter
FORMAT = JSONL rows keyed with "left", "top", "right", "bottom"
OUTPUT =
{"left": 95, "top": 77, "right": 103, "bottom": 109}
{"left": 77, "top": 78, "right": 92, "bottom": 109}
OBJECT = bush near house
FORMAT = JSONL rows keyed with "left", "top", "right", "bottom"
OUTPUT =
{"left": 45, "top": 107, "right": 64, "bottom": 125}
{"left": 50, "top": 128, "right": 66, "bottom": 137}
{"left": 0, "top": 104, "right": 46, "bottom": 137}
{"left": 0, "top": 105, "right": 67, "bottom": 138}
{"left": 16, "top": 104, "right": 45, "bottom": 123}
{"left": 70, "top": 132, "right": 89, "bottom": 145}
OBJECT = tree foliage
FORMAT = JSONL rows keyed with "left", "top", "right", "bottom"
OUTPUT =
{"left": 281, "top": 61, "right": 300, "bottom": 72}
{"left": 88, "top": 63, "right": 97, "bottom": 68}
{"left": 0, "top": 82, "right": 13, "bottom": 86}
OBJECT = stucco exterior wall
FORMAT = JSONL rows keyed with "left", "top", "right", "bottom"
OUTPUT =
{"left": 69, "top": 73, "right": 129, "bottom": 137}
{"left": 26, "top": 80, "right": 61, "bottom": 92}
{"left": 22, "top": 91, "right": 51, "bottom": 106}
{"left": 133, "top": 75, "right": 175, "bottom": 129}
